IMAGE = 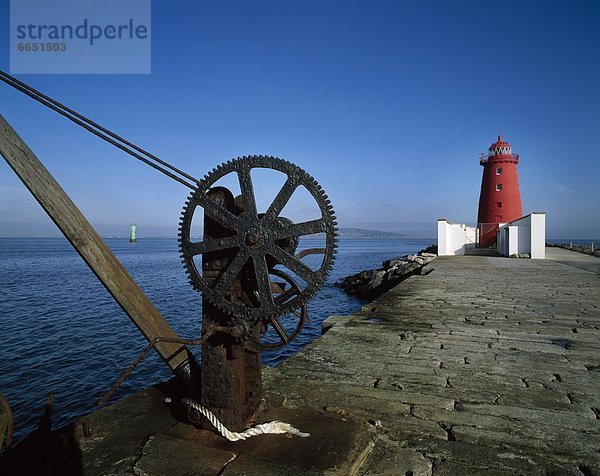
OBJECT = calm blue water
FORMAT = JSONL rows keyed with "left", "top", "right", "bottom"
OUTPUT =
{"left": 0, "top": 237, "right": 432, "bottom": 444}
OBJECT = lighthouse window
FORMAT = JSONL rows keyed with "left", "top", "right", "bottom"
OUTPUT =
{"left": 496, "top": 167, "right": 502, "bottom": 175}
{"left": 497, "top": 202, "right": 502, "bottom": 208}
{"left": 496, "top": 183, "right": 503, "bottom": 191}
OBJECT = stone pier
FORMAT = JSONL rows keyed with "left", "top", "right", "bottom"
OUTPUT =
{"left": 265, "top": 247, "right": 600, "bottom": 474}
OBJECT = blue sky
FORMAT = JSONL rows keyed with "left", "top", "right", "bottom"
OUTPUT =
{"left": 1, "top": 0, "right": 599, "bottom": 238}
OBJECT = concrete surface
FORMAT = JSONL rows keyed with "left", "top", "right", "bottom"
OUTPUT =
{"left": 546, "top": 246, "right": 600, "bottom": 274}
{"left": 265, "top": 251, "right": 600, "bottom": 475}
{"left": 0, "top": 377, "right": 373, "bottom": 475}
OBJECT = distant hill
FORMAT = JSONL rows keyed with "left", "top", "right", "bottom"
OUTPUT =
{"left": 337, "top": 228, "right": 408, "bottom": 239}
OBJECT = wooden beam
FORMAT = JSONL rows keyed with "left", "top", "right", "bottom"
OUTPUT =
{"left": 0, "top": 114, "right": 190, "bottom": 374}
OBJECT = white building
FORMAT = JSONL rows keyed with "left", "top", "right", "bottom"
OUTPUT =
{"left": 437, "top": 212, "right": 546, "bottom": 259}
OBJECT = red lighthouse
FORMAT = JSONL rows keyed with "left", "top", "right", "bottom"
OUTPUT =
{"left": 477, "top": 135, "right": 523, "bottom": 247}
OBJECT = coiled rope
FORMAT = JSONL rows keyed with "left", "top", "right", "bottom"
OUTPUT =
{"left": 178, "top": 398, "right": 310, "bottom": 442}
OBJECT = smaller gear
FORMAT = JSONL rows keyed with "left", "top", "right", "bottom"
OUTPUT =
{"left": 247, "top": 268, "right": 308, "bottom": 350}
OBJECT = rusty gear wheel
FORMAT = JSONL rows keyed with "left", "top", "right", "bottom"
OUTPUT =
{"left": 178, "top": 155, "right": 337, "bottom": 321}
{"left": 247, "top": 268, "right": 308, "bottom": 350}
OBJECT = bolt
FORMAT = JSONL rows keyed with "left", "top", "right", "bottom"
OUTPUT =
{"left": 246, "top": 232, "right": 260, "bottom": 245}
{"left": 229, "top": 322, "right": 248, "bottom": 339}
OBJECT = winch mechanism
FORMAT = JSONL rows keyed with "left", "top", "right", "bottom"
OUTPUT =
{"left": 178, "top": 155, "right": 337, "bottom": 350}
{"left": 0, "top": 70, "right": 338, "bottom": 436}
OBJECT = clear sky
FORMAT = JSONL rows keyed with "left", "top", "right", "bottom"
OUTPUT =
{"left": 1, "top": 0, "right": 599, "bottom": 239}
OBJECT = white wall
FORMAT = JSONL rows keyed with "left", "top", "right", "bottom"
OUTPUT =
{"left": 466, "top": 226, "right": 477, "bottom": 247}
{"left": 530, "top": 213, "right": 546, "bottom": 259}
{"left": 497, "top": 213, "right": 545, "bottom": 259}
{"left": 518, "top": 225, "right": 530, "bottom": 253}
{"left": 437, "top": 219, "right": 478, "bottom": 256}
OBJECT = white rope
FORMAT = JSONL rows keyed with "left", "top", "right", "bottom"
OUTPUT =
{"left": 179, "top": 398, "right": 310, "bottom": 442}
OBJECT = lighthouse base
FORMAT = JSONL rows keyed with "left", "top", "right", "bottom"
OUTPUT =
{"left": 478, "top": 223, "right": 498, "bottom": 248}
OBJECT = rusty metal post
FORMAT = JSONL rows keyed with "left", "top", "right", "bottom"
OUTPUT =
{"left": 0, "top": 114, "right": 196, "bottom": 386}
{"left": 200, "top": 302, "right": 262, "bottom": 431}
{"left": 0, "top": 395, "right": 14, "bottom": 450}
{"left": 199, "top": 188, "right": 262, "bottom": 432}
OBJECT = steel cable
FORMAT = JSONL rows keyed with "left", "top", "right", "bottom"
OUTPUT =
{"left": 0, "top": 70, "right": 198, "bottom": 189}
